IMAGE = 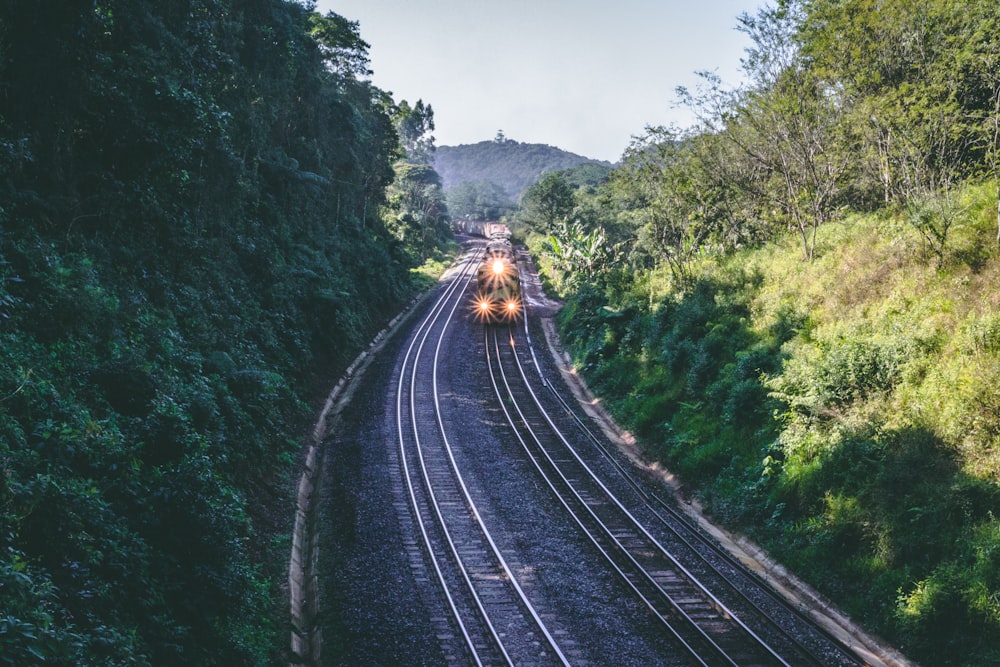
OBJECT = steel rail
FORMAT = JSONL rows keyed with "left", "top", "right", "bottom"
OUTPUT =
{"left": 517, "top": 308, "right": 864, "bottom": 667}
{"left": 498, "top": 324, "right": 792, "bottom": 666}
{"left": 396, "top": 250, "right": 496, "bottom": 666}
{"left": 397, "top": 244, "right": 567, "bottom": 666}
{"left": 486, "top": 326, "right": 712, "bottom": 666}
{"left": 425, "top": 262, "right": 569, "bottom": 666}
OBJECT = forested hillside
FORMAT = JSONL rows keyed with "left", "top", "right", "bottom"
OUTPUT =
{"left": 522, "top": 1, "right": 1000, "bottom": 665}
{"left": 0, "top": 1, "right": 448, "bottom": 664}
{"left": 434, "top": 134, "right": 610, "bottom": 200}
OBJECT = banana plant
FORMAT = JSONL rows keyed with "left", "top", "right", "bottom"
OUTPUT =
{"left": 541, "top": 219, "right": 618, "bottom": 287}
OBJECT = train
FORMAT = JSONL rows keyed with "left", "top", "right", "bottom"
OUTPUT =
{"left": 473, "top": 226, "right": 522, "bottom": 324}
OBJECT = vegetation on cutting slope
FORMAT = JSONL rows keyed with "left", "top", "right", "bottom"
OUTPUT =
{"left": 518, "top": 1, "right": 1000, "bottom": 665}
{"left": 0, "top": 1, "right": 449, "bottom": 664}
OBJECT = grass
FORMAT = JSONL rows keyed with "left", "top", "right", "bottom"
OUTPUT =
{"left": 409, "top": 241, "right": 462, "bottom": 291}
{"left": 554, "top": 180, "right": 1000, "bottom": 666}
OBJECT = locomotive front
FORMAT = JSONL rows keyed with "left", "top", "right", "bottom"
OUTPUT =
{"left": 473, "top": 237, "right": 522, "bottom": 324}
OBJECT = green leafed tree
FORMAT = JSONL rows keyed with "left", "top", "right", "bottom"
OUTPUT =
{"left": 394, "top": 98, "right": 436, "bottom": 165}
{"left": 385, "top": 162, "right": 450, "bottom": 263}
{"left": 613, "top": 127, "right": 719, "bottom": 285}
{"left": 541, "top": 219, "right": 619, "bottom": 290}
{"left": 445, "top": 180, "right": 517, "bottom": 221}
{"left": 0, "top": 0, "right": 428, "bottom": 663}
{"left": 701, "top": 2, "right": 856, "bottom": 260}
{"left": 519, "top": 172, "right": 576, "bottom": 234}
{"left": 797, "top": 0, "right": 1000, "bottom": 251}
{"left": 308, "top": 10, "right": 372, "bottom": 79}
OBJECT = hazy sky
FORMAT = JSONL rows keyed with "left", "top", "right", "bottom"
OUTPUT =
{"left": 315, "top": 1, "right": 763, "bottom": 162}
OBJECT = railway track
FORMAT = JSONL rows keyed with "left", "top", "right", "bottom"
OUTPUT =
{"left": 476, "top": 252, "right": 867, "bottom": 666}
{"left": 523, "top": 322, "right": 868, "bottom": 667}
{"left": 393, "top": 248, "right": 569, "bottom": 666}
{"left": 380, "top": 240, "right": 869, "bottom": 666}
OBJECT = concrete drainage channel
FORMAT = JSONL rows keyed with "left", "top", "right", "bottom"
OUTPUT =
{"left": 287, "top": 274, "right": 450, "bottom": 666}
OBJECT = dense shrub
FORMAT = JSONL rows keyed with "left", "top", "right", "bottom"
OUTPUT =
{"left": 554, "top": 184, "right": 1000, "bottom": 665}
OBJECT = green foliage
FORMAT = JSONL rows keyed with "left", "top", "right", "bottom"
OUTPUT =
{"left": 408, "top": 241, "right": 462, "bottom": 292}
{"left": 799, "top": 0, "right": 1000, "bottom": 204}
{"left": 0, "top": 0, "right": 446, "bottom": 663}
{"left": 393, "top": 99, "right": 436, "bottom": 165}
{"left": 445, "top": 180, "right": 517, "bottom": 222}
{"left": 614, "top": 128, "right": 721, "bottom": 283}
{"left": 518, "top": 172, "right": 577, "bottom": 234}
{"left": 308, "top": 11, "right": 372, "bottom": 78}
{"left": 0, "top": 543, "right": 87, "bottom": 665}
{"left": 539, "top": 3, "right": 1000, "bottom": 664}
{"left": 384, "top": 161, "right": 451, "bottom": 264}
{"left": 539, "top": 220, "right": 620, "bottom": 297}
{"left": 553, "top": 183, "right": 1000, "bottom": 666}
{"left": 614, "top": 0, "right": 1000, "bottom": 271}
{"left": 557, "top": 264, "right": 784, "bottom": 484}
{"left": 555, "top": 162, "right": 614, "bottom": 191}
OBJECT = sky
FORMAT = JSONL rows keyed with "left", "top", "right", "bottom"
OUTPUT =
{"left": 314, "top": 1, "right": 764, "bottom": 163}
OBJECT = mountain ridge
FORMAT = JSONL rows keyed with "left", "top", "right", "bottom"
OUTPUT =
{"left": 433, "top": 137, "right": 612, "bottom": 199}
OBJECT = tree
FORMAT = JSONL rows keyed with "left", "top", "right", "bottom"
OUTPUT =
{"left": 445, "top": 180, "right": 516, "bottom": 221}
{"left": 945, "top": 1, "right": 1000, "bottom": 241}
{"left": 613, "top": 126, "right": 750, "bottom": 285}
{"left": 541, "top": 219, "right": 618, "bottom": 289}
{"left": 385, "top": 162, "right": 449, "bottom": 262}
{"left": 308, "top": 11, "right": 372, "bottom": 79}
{"left": 0, "top": 0, "right": 421, "bottom": 662}
{"left": 394, "top": 99, "right": 436, "bottom": 165}
{"left": 906, "top": 191, "right": 971, "bottom": 267}
{"left": 728, "top": 2, "right": 854, "bottom": 260}
{"left": 519, "top": 172, "right": 575, "bottom": 233}
{"left": 798, "top": 0, "right": 993, "bottom": 209}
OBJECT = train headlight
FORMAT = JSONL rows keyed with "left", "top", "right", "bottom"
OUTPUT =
{"left": 505, "top": 300, "right": 519, "bottom": 315}
{"left": 478, "top": 300, "right": 491, "bottom": 312}
{"left": 492, "top": 259, "right": 505, "bottom": 276}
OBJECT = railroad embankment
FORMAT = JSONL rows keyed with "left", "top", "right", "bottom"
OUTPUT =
{"left": 537, "top": 181, "right": 1000, "bottom": 666}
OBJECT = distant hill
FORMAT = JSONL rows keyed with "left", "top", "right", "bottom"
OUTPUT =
{"left": 433, "top": 137, "right": 612, "bottom": 200}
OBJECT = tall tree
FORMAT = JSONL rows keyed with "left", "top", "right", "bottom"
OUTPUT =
{"left": 519, "top": 172, "right": 575, "bottom": 233}
{"left": 729, "top": 2, "right": 854, "bottom": 260}
{"left": 385, "top": 162, "right": 449, "bottom": 262}
{"left": 799, "top": 0, "right": 991, "bottom": 207}
{"left": 308, "top": 10, "right": 372, "bottom": 79}
{"left": 613, "top": 128, "right": 704, "bottom": 284}
{"left": 394, "top": 99, "right": 436, "bottom": 165}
